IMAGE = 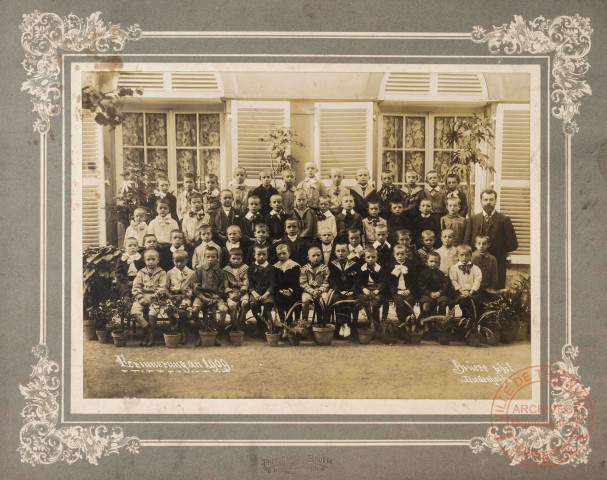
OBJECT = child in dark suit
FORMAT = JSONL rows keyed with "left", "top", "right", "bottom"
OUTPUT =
{"left": 346, "top": 228, "right": 364, "bottom": 263}
{"left": 251, "top": 169, "right": 279, "bottom": 217}
{"left": 159, "top": 229, "right": 188, "bottom": 271}
{"left": 246, "top": 223, "right": 277, "bottom": 266}
{"left": 349, "top": 167, "right": 378, "bottom": 218}
{"left": 273, "top": 243, "right": 302, "bottom": 324}
{"left": 328, "top": 241, "right": 360, "bottom": 339}
{"left": 420, "top": 170, "right": 447, "bottom": 216}
{"left": 387, "top": 201, "right": 411, "bottom": 244}
{"left": 412, "top": 198, "right": 441, "bottom": 248}
{"left": 212, "top": 189, "right": 240, "bottom": 245}
{"left": 471, "top": 234, "right": 500, "bottom": 304}
{"left": 114, "top": 237, "right": 145, "bottom": 297}
{"left": 248, "top": 245, "right": 276, "bottom": 337}
{"left": 221, "top": 225, "right": 250, "bottom": 268}
{"left": 265, "top": 194, "right": 289, "bottom": 244}
{"left": 418, "top": 251, "right": 451, "bottom": 318}
{"left": 400, "top": 170, "right": 423, "bottom": 219}
{"left": 444, "top": 173, "right": 468, "bottom": 217}
{"left": 239, "top": 196, "right": 264, "bottom": 242}
{"left": 356, "top": 247, "right": 386, "bottom": 331}
{"left": 292, "top": 189, "right": 316, "bottom": 241}
{"left": 281, "top": 218, "right": 310, "bottom": 267}
{"left": 387, "top": 245, "right": 419, "bottom": 323}
{"left": 152, "top": 174, "right": 178, "bottom": 221}
{"left": 377, "top": 170, "right": 404, "bottom": 219}
{"left": 335, "top": 195, "right": 363, "bottom": 242}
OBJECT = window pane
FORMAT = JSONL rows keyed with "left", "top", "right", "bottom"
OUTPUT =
{"left": 405, "top": 117, "right": 425, "bottom": 148}
{"left": 199, "top": 114, "right": 220, "bottom": 147}
{"left": 122, "top": 113, "right": 143, "bottom": 146}
{"left": 123, "top": 147, "right": 144, "bottom": 166}
{"left": 383, "top": 151, "right": 403, "bottom": 183}
{"left": 176, "top": 150, "right": 197, "bottom": 182}
{"left": 201, "top": 149, "right": 220, "bottom": 179}
{"left": 176, "top": 114, "right": 197, "bottom": 147}
{"left": 434, "top": 116, "right": 454, "bottom": 148}
{"left": 148, "top": 148, "right": 168, "bottom": 173}
{"left": 405, "top": 152, "right": 425, "bottom": 179}
{"left": 383, "top": 116, "right": 403, "bottom": 149}
{"left": 433, "top": 151, "right": 453, "bottom": 180}
{"left": 146, "top": 113, "right": 167, "bottom": 146}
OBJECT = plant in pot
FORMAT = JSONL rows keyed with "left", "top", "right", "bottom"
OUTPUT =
{"left": 425, "top": 309, "right": 458, "bottom": 345}
{"left": 104, "top": 297, "right": 134, "bottom": 347}
{"left": 149, "top": 290, "right": 183, "bottom": 348}
{"left": 446, "top": 114, "right": 495, "bottom": 219}
{"left": 356, "top": 290, "right": 382, "bottom": 345}
{"left": 477, "top": 310, "right": 503, "bottom": 346}
{"left": 454, "top": 299, "right": 481, "bottom": 347}
{"left": 310, "top": 291, "right": 357, "bottom": 346}
{"left": 226, "top": 304, "right": 246, "bottom": 346}
{"left": 509, "top": 274, "right": 531, "bottom": 341}
{"left": 197, "top": 294, "right": 222, "bottom": 347}
{"left": 87, "top": 301, "right": 113, "bottom": 344}
{"left": 264, "top": 309, "right": 283, "bottom": 347}
{"left": 402, "top": 301, "right": 424, "bottom": 345}
{"left": 83, "top": 246, "right": 122, "bottom": 340}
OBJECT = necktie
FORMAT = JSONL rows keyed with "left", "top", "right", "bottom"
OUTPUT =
{"left": 236, "top": 185, "right": 245, "bottom": 190}
{"left": 459, "top": 263, "right": 472, "bottom": 274}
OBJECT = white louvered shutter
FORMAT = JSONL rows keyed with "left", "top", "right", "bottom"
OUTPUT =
{"left": 493, "top": 104, "right": 530, "bottom": 263}
{"left": 231, "top": 101, "right": 290, "bottom": 182}
{"left": 82, "top": 112, "right": 106, "bottom": 248}
{"left": 314, "top": 103, "right": 373, "bottom": 185}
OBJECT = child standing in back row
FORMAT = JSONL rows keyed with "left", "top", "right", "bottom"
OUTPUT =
{"left": 251, "top": 169, "right": 279, "bottom": 217}
{"left": 297, "top": 162, "right": 326, "bottom": 209}
{"left": 229, "top": 167, "right": 251, "bottom": 216}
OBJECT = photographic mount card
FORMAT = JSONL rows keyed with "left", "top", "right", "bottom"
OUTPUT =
{"left": 4, "top": 3, "right": 605, "bottom": 479}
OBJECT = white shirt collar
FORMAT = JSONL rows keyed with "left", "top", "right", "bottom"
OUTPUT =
{"left": 373, "top": 240, "right": 391, "bottom": 249}
{"left": 170, "top": 245, "right": 185, "bottom": 253}
{"left": 426, "top": 185, "right": 440, "bottom": 192}
{"left": 342, "top": 209, "right": 355, "bottom": 215}
{"left": 322, "top": 210, "right": 333, "bottom": 218}
{"left": 349, "top": 244, "right": 363, "bottom": 252}
{"left": 361, "top": 263, "right": 381, "bottom": 272}
{"left": 225, "top": 241, "right": 240, "bottom": 249}
{"left": 287, "top": 235, "right": 298, "bottom": 242}
{"left": 255, "top": 261, "right": 269, "bottom": 269}
{"left": 245, "top": 211, "right": 255, "bottom": 220}
{"left": 274, "top": 259, "right": 298, "bottom": 272}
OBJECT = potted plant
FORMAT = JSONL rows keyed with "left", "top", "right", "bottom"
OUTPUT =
{"left": 356, "top": 292, "right": 381, "bottom": 345}
{"left": 264, "top": 309, "right": 282, "bottom": 347}
{"left": 310, "top": 291, "right": 357, "bottom": 346}
{"left": 509, "top": 274, "right": 531, "bottom": 341}
{"left": 425, "top": 309, "right": 458, "bottom": 345}
{"left": 454, "top": 300, "right": 481, "bottom": 347}
{"left": 446, "top": 114, "right": 495, "bottom": 218}
{"left": 83, "top": 246, "right": 122, "bottom": 340}
{"left": 259, "top": 125, "right": 303, "bottom": 187}
{"left": 149, "top": 291, "right": 183, "bottom": 348}
{"left": 87, "top": 301, "right": 112, "bottom": 343}
{"left": 283, "top": 318, "right": 309, "bottom": 346}
{"left": 105, "top": 297, "right": 133, "bottom": 347}
{"left": 379, "top": 318, "right": 405, "bottom": 345}
{"left": 402, "top": 301, "right": 423, "bottom": 345}
{"left": 477, "top": 311, "right": 503, "bottom": 346}
{"left": 197, "top": 295, "right": 221, "bottom": 347}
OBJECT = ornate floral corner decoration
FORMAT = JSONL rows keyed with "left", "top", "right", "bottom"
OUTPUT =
{"left": 472, "top": 15, "right": 592, "bottom": 135}
{"left": 469, "top": 345, "right": 591, "bottom": 467}
{"left": 20, "top": 10, "right": 142, "bottom": 134}
{"left": 18, "top": 344, "right": 141, "bottom": 466}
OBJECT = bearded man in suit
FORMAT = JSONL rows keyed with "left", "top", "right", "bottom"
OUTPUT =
{"left": 463, "top": 189, "right": 518, "bottom": 289}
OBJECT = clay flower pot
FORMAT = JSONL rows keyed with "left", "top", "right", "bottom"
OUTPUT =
{"left": 312, "top": 324, "right": 335, "bottom": 346}
{"left": 163, "top": 332, "right": 181, "bottom": 348}
{"left": 229, "top": 331, "right": 245, "bottom": 346}
{"left": 198, "top": 330, "right": 218, "bottom": 347}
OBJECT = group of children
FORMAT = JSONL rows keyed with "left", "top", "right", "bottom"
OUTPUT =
{"left": 115, "top": 164, "right": 504, "bottom": 346}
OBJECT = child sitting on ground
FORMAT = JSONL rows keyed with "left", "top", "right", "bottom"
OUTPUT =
{"left": 300, "top": 246, "right": 330, "bottom": 323}
{"left": 165, "top": 250, "right": 194, "bottom": 345}
{"left": 274, "top": 243, "right": 302, "bottom": 325}
{"left": 297, "top": 161, "right": 326, "bottom": 209}
{"left": 192, "top": 224, "right": 222, "bottom": 270}
{"left": 130, "top": 249, "right": 167, "bottom": 347}
{"left": 191, "top": 246, "right": 228, "bottom": 346}
{"left": 124, "top": 207, "right": 148, "bottom": 248}
{"left": 362, "top": 200, "right": 387, "bottom": 246}
{"left": 223, "top": 248, "right": 250, "bottom": 335}
{"left": 248, "top": 245, "right": 276, "bottom": 337}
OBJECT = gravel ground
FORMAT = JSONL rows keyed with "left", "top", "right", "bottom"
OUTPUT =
{"left": 83, "top": 331, "right": 531, "bottom": 399}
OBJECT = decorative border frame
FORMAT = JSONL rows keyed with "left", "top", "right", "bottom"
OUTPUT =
{"left": 17, "top": 11, "right": 592, "bottom": 468}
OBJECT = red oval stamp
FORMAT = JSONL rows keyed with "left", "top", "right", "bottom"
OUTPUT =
{"left": 490, "top": 365, "right": 593, "bottom": 467}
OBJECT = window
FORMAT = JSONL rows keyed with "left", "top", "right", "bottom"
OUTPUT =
{"left": 117, "top": 109, "right": 223, "bottom": 189}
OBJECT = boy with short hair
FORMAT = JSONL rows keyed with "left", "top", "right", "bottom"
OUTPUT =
{"left": 297, "top": 161, "right": 326, "bottom": 209}
{"left": 449, "top": 244, "right": 482, "bottom": 314}
{"left": 165, "top": 249, "right": 194, "bottom": 344}
{"left": 223, "top": 248, "right": 250, "bottom": 333}
{"left": 247, "top": 245, "right": 276, "bottom": 337}
{"left": 153, "top": 174, "right": 178, "bottom": 221}
{"left": 418, "top": 251, "right": 450, "bottom": 319}
{"left": 318, "top": 227, "right": 336, "bottom": 266}
{"left": 239, "top": 195, "right": 264, "bottom": 241}
{"left": 335, "top": 195, "right": 363, "bottom": 240}
{"left": 124, "top": 207, "right": 148, "bottom": 248}
{"left": 420, "top": 170, "right": 447, "bottom": 216}
{"left": 300, "top": 246, "right": 330, "bottom": 322}
{"left": 274, "top": 243, "right": 302, "bottom": 324}
{"left": 192, "top": 224, "right": 223, "bottom": 270}
{"left": 251, "top": 169, "right": 279, "bottom": 217}
{"left": 115, "top": 237, "right": 145, "bottom": 297}
{"left": 362, "top": 200, "right": 387, "bottom": 246}
{"left": 386, "top": 200, "right": 410, "bottom": 244}
{"left": 347, "top": 228, "right": 364, "bottom": 263}
{"left": 417, "top": 230, "right": 438, "bottom": 265}
{"left": 400, "top": 170, "right": 423, "bottom": 218}
{"left": 281, "top": 218, "right": 310, "bottom": 267}
{"left": 292, "top": 189, "right": 317, "bottom": 241}
{"left": 349, "top": 167, "right": 378, "bottom": 218}
{"left": 277, "top": 168, "right": 297, "bottom": 215}
{"left": 130, "top": 249, "right": 167, "bottom": 347}
{"left": 265, "top": 194, "right": 289, "bottom": 244}
{"left": 436, "top": 229, "right": 458, "bottom": 274}
{"left": 142, "top": 233, "right": 158, "bottom": 252}
{"left": 201, "top": 173, "right": 221, "bottom": 216}
{"left": 147, "top": 198, "right": 180, "bottom": 246}
{"left": 221, "top": 225, "right": 250, "bottom": 267}
{"left": 387, "top": 244, "right": 418, "bottom": 324}
{"left": 315, "top": 194, "right": 337, "bottom": 241}
{"left": 191, "top": 246, "right": 228, "bottom": 346}
{"left": 328, "top": 241, "right": 360, "bottom": 338}
{"left": 326, "top": 167, "right": 350, "bottom": 215}
{"left": 412, "top": 198, "right": 441, "bottom": 248}
{"left": 377, "top": 170, "right": 404, "bottom": 218}
{"left": 181, "top": 192, "right": 211, "bottom": 250}
{"left": 212, "top": 189, "right": 240, "bottom": 245}
{"left": 246, "top": 223, "right": 277, "bottom": 266}
{"left": 471, "top": 234, "right": 499, "bottom": 298}
{"left": 444, "top": 173, "right": 468, "bottom": 217}
{"left": 229, "top": 167, "right": 251, "bottom": 216}
{"left": 159, "top": 229, "right": 187, "bottom": 271}
{"left": 176, "top": 172, "right": 199, "bottom": 222}
{"left": 356, "top": 247, "right": 386, "bottom": 330}
{"left": 372, "top": 225, "right": 392, "bottom": 323}
{"left": 441, "top": 197, "right": 467, "bottom": 246}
